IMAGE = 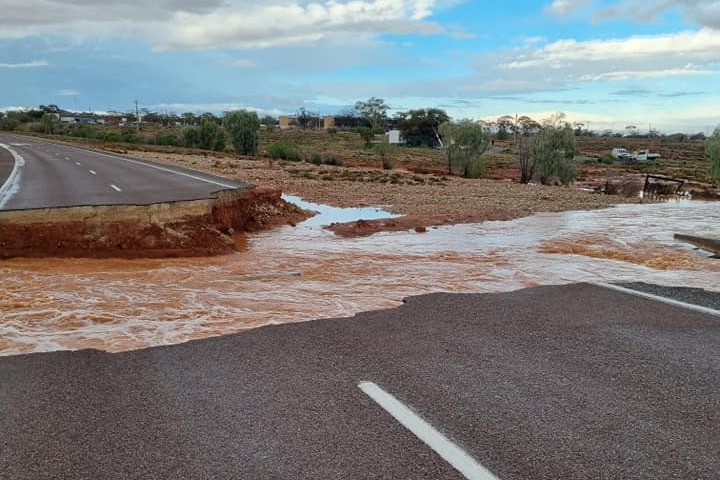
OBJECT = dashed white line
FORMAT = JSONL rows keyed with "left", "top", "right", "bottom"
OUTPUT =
{"left": 89, "top": 170, "right": 97, "bottom": 175}
{"left": 75, "top": 162, "right": 81, "bottom": 166}
{"left": 358, "top": 381, "right": 499, "bottom": 480}
{"left": 72, "top": 147, "right": 238, "bottom": 189}
{"left": 110, "top": 184, "right": 122, "bottom": 192}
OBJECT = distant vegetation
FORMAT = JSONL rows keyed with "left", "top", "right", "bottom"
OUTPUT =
{"left": 0, "top": 100, "right": 716, "bottom": 186}
{"left": 708, "top": 128, "right": 720, "bottom": 186}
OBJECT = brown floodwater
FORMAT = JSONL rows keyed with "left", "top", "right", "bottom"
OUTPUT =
{"left": 1, "top": 199, "right": 718, "bottom": 356}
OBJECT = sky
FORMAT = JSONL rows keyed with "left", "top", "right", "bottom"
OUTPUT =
{"left": 1, "top": 0, "right": 719, "bottom": 133}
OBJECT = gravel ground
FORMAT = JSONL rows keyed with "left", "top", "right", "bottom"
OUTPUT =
{"left": 617, "top": 282, "right": 720, "bottom": 310}
{"left": 125, "top": 151, "right": 638, "bottom": 223}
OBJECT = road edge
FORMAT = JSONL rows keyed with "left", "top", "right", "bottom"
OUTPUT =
{"left": 591, "top": 281, "right": 720, "bottom": 317}
{"left": 0, "top": 143, "right": 25, "bottom": 209}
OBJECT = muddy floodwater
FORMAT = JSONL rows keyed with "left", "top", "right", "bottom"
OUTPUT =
{"left": 1, "top": 200, "right": 718, "bottom": 356}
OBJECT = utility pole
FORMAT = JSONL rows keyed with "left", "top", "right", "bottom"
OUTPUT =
{"left": 135, "top": 100, "right": 140, "bottom": 131}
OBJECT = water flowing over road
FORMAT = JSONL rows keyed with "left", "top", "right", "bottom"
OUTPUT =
{"left": 1, "top": 200, "right": 718, "bottom": 355}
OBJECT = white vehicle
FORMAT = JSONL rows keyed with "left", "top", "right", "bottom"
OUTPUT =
{"left": 611, "top": 148, "right": 635, "bottom": 161}
{"left": 636, "top": 149, "right": 661, "bottom": 161}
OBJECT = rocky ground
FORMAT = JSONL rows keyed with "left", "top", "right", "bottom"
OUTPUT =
{"left": 124, "top": 151, "right": 642, "bottom": 236}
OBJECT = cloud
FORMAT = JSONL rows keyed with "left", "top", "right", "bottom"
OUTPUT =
{"left": 0, "top": 0, "right": 458, "bottom": 49}
{"left": 220, "top": 59, "right": 256, "bottom": 68}
{"left": 657, "top": 90, "right": 706, "bottom": 97}
{"left": 151, "top": 102, "right": 284, "bottom": 116}
{"left": 579, "top": 66, "right": 712, "bottom": 81}
{"left": 0, "top": 60, "right": 48, "bottom": 68}
{"left": 612, "top": 88, "right": 652, "bottom": 96}
{"left": 501, "top": 29, "right": 720, "bottom": 69}
{"left": 547, "top": 0, "right": 591, "bottom": 16}
{"left": 57, "top": 89, "right": 80, "bottom": 96}
{"left": 593, "top": 1, "right": 720, "bottom": 30}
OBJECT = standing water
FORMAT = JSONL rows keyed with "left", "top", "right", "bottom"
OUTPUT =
{"left": 1, "top": 200, "right": 718, "bottom": 355}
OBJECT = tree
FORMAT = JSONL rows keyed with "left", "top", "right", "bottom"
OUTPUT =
{"left": 223, "top": 110, "right": 260, "bottom": 155}
{"left": 355, "top": 126, "right": 375, "bottom": 148}
{"left": 708, "top": 127, "right": 720, "bottom": 186}
{"left": 496, "top": 115, "right": 516, "bottom": 141}
{"left": 0, "top": 116, "right": 20, "bottom": 131}
{"left": 182, "top": 126, "right": 200, "bottom": 148}
{"left": 532, "top": 122, "right": 577, "bottom": 185}
{"left": 181, "top": 112, "right": 197, "bottom": 126}
{"left": 260, "top": 115, "right": 277, "bottom": 127}
{"left": 517, "top": 116, "right": 541, "bottom": 136}
{"left": 395, "top": 108, "right": 450, "bottom": 147}
{"left": 198, "top": 117, "right": 220, "bottom": 150}
{"left": 354, "top": 97, "right": 389, "bottom": 130}
{"left": 439, "top": 120, "right": 490, "bottom": 177}
{"left": 40, "top": 112, "right": 59, "bottom": 134}
{"left": 297, "top": 107, "right": 320, "bottom": 129}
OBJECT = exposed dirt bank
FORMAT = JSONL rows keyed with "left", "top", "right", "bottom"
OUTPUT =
{"left": 0, "top": 188, "right": 309, "bottom": 259}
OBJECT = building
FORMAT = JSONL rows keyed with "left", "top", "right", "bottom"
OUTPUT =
{"left": 386, "top": 129, "right": 405, "bottom": 144}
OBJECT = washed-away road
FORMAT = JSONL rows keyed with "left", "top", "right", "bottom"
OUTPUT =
{"left": 1, "top": 283, "right": 719, "bottom": 480}
{"left": 0, "top": 133, "right": 249, "bottom": 210}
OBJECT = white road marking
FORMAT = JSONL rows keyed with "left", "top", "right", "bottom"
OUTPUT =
{"left": 110, "top": 184, "right": 122, "bottom": 192}
{"left": 0, "top": 143, "right": 25, "bottom": 209}
{"left": 358, "top": 381, "right": 499, "bottom": 480}
{"left": 75, "top": 162, "right": 81, "bottom": 166}
{"left": 64, "top": 157, "right": 70, "bottom": 160}
{"left": 77, "top": 148, "right": 238, "bottom": 189}
{"left": 89, "top": 170, "right": 97, "bottom": 175}
{"left": 592, "top": 282, "right": 720, "bottom": 317}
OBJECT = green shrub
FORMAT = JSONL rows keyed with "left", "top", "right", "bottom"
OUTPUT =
{"left": 371, "top": 126, "right": 385, "bottom": 135}
{"left": 214, "top": 129, "right": 226, "bottom": 152}
{"left": 121, "top": 132, "right": 140, "bottom": 143}
{"left": 309, "top": 152, "right": 323, "bottom": 165}
{"left": 375, "top": 142, "right": 396, "bottom": 170}
{"left": 465, "top": 158, "right": 485, "bottom": 179}
{"left": 556, "top": 159, "right": 577, "bottom": 186}
{"left": 601, "top": 154, "right": 615, "bottom": 165}
{"left": 69, "top": 124, "right": 96, "bottom": 138}
{"left": 156, "top": 132, "right": 178, "bottom": 146}
{"left": 0, "top": 118, "right": 20, "bottom": 131}
{"left": 182, "top": 126, "right": 200, "bottom": 148}
{"left": 100, "top": 131, "right": 121, "bottom": 142}
{"left": 355, "top": 126, "right": 374, "bottom": 148}
{"left": 327, "top": 127, "right": 338, "bottom": 135}
{"left": 268, "top": 141, "right": 301, "bottom": 161}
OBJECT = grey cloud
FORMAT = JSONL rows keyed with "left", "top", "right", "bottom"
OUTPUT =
{"left": 594, "top": 1, "right": 720, "bottom": 29}
{"left": 657, "top": 90, "right": 706, "bottom": 97}
{"left": 612, "top": 88, "right": 652, "bottom": 96}
{"left": 0, "top": 0, "right": 457, "bottom": 49}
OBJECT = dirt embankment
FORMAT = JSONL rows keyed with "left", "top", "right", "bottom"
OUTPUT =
{"left": 0, "top": 188, "right": 310, "bottom": 259}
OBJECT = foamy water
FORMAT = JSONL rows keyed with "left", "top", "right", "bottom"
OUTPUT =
{"left": 1, "top": 200, "right": 718, "bottom": 356}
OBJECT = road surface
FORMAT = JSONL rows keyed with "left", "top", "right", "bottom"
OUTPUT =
{"left": 0, "top": 133, "right": 249, "bottom": 210}
{"left": 1, "top": 283, "right": 718, "bottom": 479}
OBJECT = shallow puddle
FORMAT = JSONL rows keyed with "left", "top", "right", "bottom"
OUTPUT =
{"left": 1, "top": 200, "right": 718, "bottom": 355}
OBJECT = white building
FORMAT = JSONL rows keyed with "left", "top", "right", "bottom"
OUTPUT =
{"left": 386, "top": 129, "right": 405, "bottom": 144}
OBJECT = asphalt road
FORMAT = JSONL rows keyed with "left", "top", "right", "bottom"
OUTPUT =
{"left": 1, "top": 283, "right": 718, "bottom": 479}
{"left": 0, "top": 133, "right": 250, "bottom": 210}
